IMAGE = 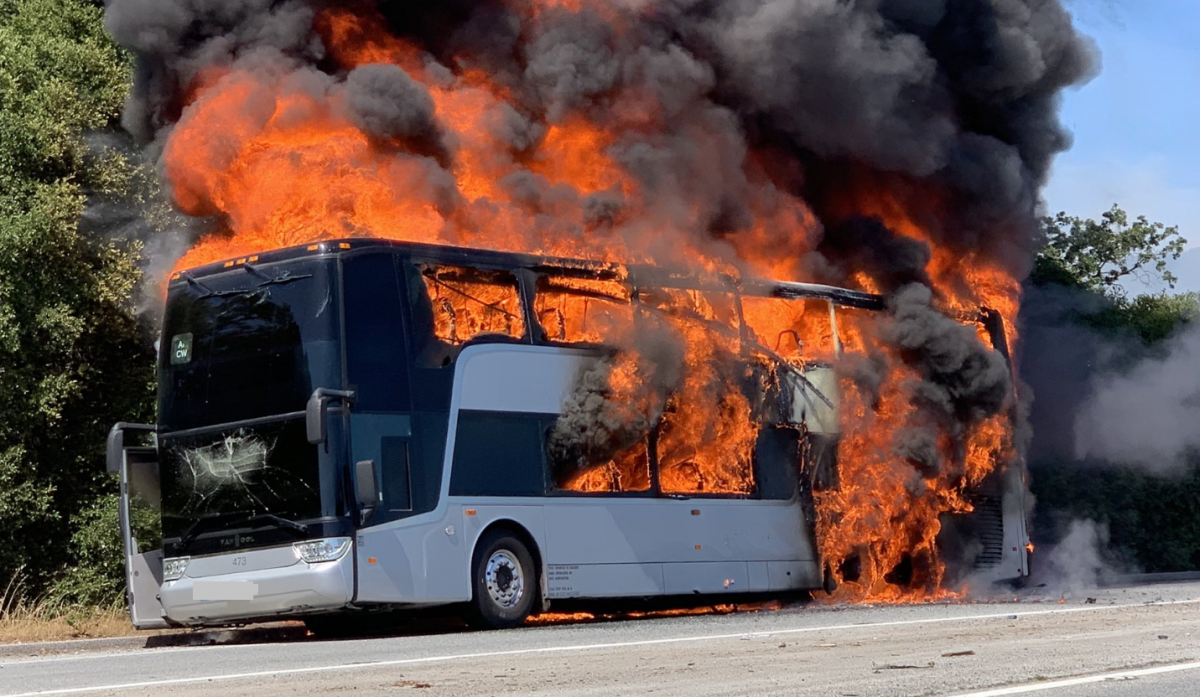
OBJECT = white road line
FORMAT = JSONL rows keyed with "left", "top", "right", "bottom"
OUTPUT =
{"left": 951, "top": 661, "right": 1200, "bottom": 696}
{"left": 4, "top": 599, "right": 1198, "bottom": 697}
{"left": 0, "top": 643, "right": 250, "bottom": 668}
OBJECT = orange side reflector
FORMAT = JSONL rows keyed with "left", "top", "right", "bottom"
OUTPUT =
{"left": 694, "top": 544, "right": 702, "bottom": 551}
{"left": 248, "top": 255, "right": 259, "bottom": 262}
{"left": 223, "top": 261, "right": 234, "bottom": 268}
{"left": 465, "top": 508, "right": 477, "bottom": 516}
{"left": 368, "top": 557, "right": 377, "bottom": 565}
{"left": 307, "top": 244, "right": 319, "bottom": 251}
{"left": 690, "top": 509, "right": 701, "bottom": 516}
{"left": 235, "top": 257, "right": 246, "bottom": 265}
{"left": 339, "top": 242, "right": 351, "bottom": 249}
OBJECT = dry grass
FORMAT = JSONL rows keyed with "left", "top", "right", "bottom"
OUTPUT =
{"left": 0, "top": 572, "right": 144, "bottom": 644}
{"left": 0, "top": 601, "right": 139, "bottom": 643}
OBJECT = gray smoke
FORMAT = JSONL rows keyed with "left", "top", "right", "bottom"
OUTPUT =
{"left": 105, "top": 0, "right": 322, "bottom": 144}
{"left": 342, "top": 64, "right": 450, "bottom": 164}
{"left": 884, "top": 284, "right": 1013, "bottom": 478}
{"left": 1074, "top": 319, "right": 1200, "bottom": 474}
{"left": 1018, "top": 284, "right": 1117, "bottom": 462}
{"left": 548, "top": 355, "right": 658, "bottom": 478}
{"left": 1019, "top": 283, "right": 1200, "bottom": 476}
{"left": 79, "top": 130, "right": 206, "bottom": 313}
{"left": 1030, "top": 519, "right": 1121, "bottom": 596}
{"left": 548, "top": 322, "right": 686, "bottom": 479}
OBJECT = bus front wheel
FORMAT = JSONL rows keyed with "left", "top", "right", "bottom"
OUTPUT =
{"left": 468, "top": 529, "right": 537, "bottom": 629}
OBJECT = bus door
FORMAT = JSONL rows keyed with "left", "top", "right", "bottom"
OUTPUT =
{"left": 106, "top": 423, "right": 169, "bottom": 629}
{"left": 342, "top": 252, "right": 466, "bottom": 602}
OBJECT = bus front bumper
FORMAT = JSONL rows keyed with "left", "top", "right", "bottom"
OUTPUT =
{"left": 160, "top": 547, "right": 354, "bottom": 626}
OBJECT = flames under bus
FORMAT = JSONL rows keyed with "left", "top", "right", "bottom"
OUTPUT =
{"left": 108, "top": 239, "right": 1030, "bottom": 630}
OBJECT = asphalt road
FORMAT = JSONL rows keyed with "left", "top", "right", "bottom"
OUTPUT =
{"left": 1, "top": 581, "right": 1198, "bottom": 697}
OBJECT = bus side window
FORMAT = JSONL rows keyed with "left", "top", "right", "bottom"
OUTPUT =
{"left": 408, "top": 264, "right": 526, "bottom": 366}
{"left": 533, "top": 276, "right": 633, "bottom": 345}
{"left": 343, "top": 253, "right": 409, "bottom": 410}
{"left": 381, "top": 437, "right": 412, "bottom": 512}
{"left": 547, "top": 433, "right": 652, "bottom": 494}
{"left": 637, "top": 285, "right": 755, "bottom": 497}
{"left": 423, "top": 265, "right": 525, "bottom": 343}
{"left": 834, "top": 304, "right": 879, "bottom": 356}
{"left": 755, "top": 427, "right": 800, "bottom": 500}
{"left": 450, "top": 413, "right": 546, "bottom": 497}
{"left": 655, "top": 403, "right": 757, "bottom": 496}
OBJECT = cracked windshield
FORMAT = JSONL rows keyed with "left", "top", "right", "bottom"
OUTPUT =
{"left": 157, "top": 259, "right": 341, "bottom": 541}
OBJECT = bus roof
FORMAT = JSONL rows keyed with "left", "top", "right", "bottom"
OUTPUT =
{"left": 170, "top": 238, "right": 885, "bottom": 310}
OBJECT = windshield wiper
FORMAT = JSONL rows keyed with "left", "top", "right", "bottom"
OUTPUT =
{"left": 176, "top": 511, "right": 309, "bottom": 549}
{"left": 181, "top": 271, "right": 241, "bottom": 299}
{"left": 180, "top": 271, "right": 213, "bottom": 294}
{"left": 243, "top": 262, "right": 313, "bottom": 288}
{"left": 187, "top": 264, "right": 314, "bottom": 301}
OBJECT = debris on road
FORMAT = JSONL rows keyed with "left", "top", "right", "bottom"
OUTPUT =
{"left": 873, "top": 662, "right": 935, "bottom": 670}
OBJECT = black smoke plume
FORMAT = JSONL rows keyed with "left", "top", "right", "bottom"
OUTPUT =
{"left": 105, "top": 0, "right": 1096, "bottom": 283}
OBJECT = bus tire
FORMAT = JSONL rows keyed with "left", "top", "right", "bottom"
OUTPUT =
{"left": 468, "top": 529, "right": 537, "bottom": 629}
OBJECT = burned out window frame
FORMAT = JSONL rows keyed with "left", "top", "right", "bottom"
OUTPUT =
{"left": 404, "top": 259, "right": 533, "bottom": 367}
{"left": 627, "top": 278, "right": 762, "bottom": 500}
{"left": 529, "top": 273, "right": 636, "bottom": 347}
{"left": 743, "top": 296, "right": 842, "bottom": 365}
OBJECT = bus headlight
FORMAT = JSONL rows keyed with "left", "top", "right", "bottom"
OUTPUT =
{"left": 293, "top": 537, "right": 351, "bottom": 563}
{"left": 163, "top": 557, "right": 190, "bottom": 581}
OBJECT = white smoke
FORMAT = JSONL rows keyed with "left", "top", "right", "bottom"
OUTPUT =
{"left": 1031, "top": 519, "right": 1117, "bottom": 596}
{"left": 1074, "top": 319, "right": 1200, "bottom": 475}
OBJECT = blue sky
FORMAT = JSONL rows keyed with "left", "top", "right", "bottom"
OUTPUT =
{"left": 1043, "top": 0, "right": 1200, "bottom": 294}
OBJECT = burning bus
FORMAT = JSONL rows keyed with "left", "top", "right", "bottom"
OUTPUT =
{"left": 107, "top": 238, "right": 1030, "bottom": 630}
{"left": 94, "top": 0, "right": 1097, "bottom": 633}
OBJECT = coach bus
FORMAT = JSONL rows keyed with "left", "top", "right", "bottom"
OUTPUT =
{"left": 107, "top": 239, "right": 1030, "bottom": 630}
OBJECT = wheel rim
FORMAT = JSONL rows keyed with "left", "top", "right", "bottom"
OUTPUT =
{"left": 484, "top": 550, "right": 524, "bottom": 608}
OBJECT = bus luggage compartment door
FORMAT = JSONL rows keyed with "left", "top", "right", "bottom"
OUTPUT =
{"left": 108, "top": 424, "right": 169, "bottom": 629}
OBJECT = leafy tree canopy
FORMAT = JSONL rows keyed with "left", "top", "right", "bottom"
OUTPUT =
{"left": 0, "top": 0, "right": 153, "bottom": 596}
{"left": 1035, "top": 204, "right": 1187, "bottom": 297}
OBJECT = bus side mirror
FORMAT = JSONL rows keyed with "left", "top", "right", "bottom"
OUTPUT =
{"left": 306, "top": 388, "right": 356, "bottom": 445}
{"left": 106, "top": 422, "right": 156, "bottom": 474}
{"left": 355, "top": 459, "right": 379, "bottom": 524}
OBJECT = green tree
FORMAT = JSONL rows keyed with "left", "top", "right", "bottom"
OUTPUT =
{"left": 0, "top": 0, "right": 154, "bottom": 599}
{"left": 1088, "top": 291, "right": 1200, "bottom": 346}
{"left": 1032, "top": 205, "right": 1197, "bottom": 344}
{"left": 1036, "top": 204, "right": 1187, "bottom": 296}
